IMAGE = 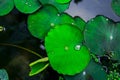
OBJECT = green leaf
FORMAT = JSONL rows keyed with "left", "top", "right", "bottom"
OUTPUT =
{"left": 57, "top": 13, "right": 74, "bottom": 25}
{"left": 28, "top": 5, "right": 59, "bottom": 39}
{"left": 84, "top": 15, "right": 120, "bottom": 55}
{"left": 74, "top": 16, "right": 86, "bottom": 31}
{"left": 55, "top": 0, "right": 71, "bottom": 4}
{"left": 111, "top": 0, "right": 120, "bottom": 16}
{"left": 28, "top": 4, "right": 75, "bottom": 40}
{"left": 0, "top": 0, "right": 14, "bottom": 16}
{"left": 45, "top": 24, "right": 91, "bottom": 75}
{"left": 84, "top": 60, "right": 107, "bottom": 80}
{"left": 64, "top": 60, "right": 107, "bottom": 80}
{"left": 0, "top": 69, "right": 9, "bottom": 80}
{"left": 14, "top": 0, "right": 41, "bottom": 13}
{"left": 29, "top": 57, "right": 49, "bottom": 76}
{"left": 39, "top": 0, "right": 70, "bottom": 12}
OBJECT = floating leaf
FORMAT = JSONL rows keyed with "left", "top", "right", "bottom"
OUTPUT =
{"left": 55, "top": 0, "right": 71, "bottom": 4}
{"left": 14, "top": 0, "right": 41, "bottom": 13}
{"left": 45, "top": 24, "right": 91, "bottom": 75}
{"left": 28, "top": 5, "right": 75, "bottom": 39}
{"left": 111, "top": 0, "right": 120, "bottom": 16}
{"left": 0, "top": 69, "right": 9, "bottom": 80}
{"left": 0, "top": 0, "right": 14, "bottom": 16}
{"left": 28, "top": 5, "right": 58, "bottom": 39}
{"left": 74, "top": 16, "right": 86, "bottom": 31}
{"left": 84, "top": 60, "right": 107, "bottom": 80}
{"left": 29, "top": 57, "right": 49, "bottom": 76}
{"left": 39, "top": 0, "right": 70, "bottom": 12}
{"left": 64, "top": 60, "right": 107, "bottom": 80}
{"left": 84, "top": 15, "right": 120, "bottom": 55}
{"left": 56, "top": 13, "right": 75, "bottom": 25}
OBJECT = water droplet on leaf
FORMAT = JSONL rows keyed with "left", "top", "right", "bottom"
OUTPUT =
{"left": 75, "top": 45, "right": 81, "bottom": 51}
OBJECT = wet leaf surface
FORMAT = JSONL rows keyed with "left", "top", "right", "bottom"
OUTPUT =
{"left": 14, "top": 0, "right": 41, "bottom": 13}
{"left": 84, "top": 15, "right": 120, "bottom": 55}
{"left": 45, "top": 24, "right": 90, "bottom": 75}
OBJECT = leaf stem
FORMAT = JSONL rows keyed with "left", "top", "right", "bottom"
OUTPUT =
{"left": 0, "top": 43, "right": 42, "bottom": 58}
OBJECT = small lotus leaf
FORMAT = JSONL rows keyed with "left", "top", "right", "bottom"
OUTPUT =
{"left": 14, "top": 0, "right": 41, "bottom": 13}
{"left": 28, "top": 5, "right": 58, "bottom": 39}
{"left": 84, "top": 15, "right": 120, "bottom": 55}
{"left": 0, "top": 0, "right": 14, "bottom": 16}
{"left": 45, "top": 24, "right": 91, "bottom": 75}
{"left": 74, "top": 16, "right": 86, "bottom": 31}
{"left": 39, "top": 0, "right": 70, "bottom": 12}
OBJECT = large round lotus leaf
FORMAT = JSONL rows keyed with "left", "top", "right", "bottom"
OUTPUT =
{"left": 55, "top": 0, "right": 71, "bottom": 4}
{"left": 45, "top": 24, "right": 91, "bottom": 75}
{"left": 0, "top": 0, "right": 14, "bottom": 16}
{"left": 39, "top": 0, "right": 70, "bottom": 12}
{"left": 74, "top": 16, "right": 86, "bottom": 31}
{"left": 84, "top": 15, "right": 120, "bottom": 55}
{"left": 14, "top": 0, "right": 41, "bottom": 13}
{"left": 28, "top": 5, "right": 58, "bottom": 39}
{"left": 111, "top": 0, "right": 120, "bottom": 16}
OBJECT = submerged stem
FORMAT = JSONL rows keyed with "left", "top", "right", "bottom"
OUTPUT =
{"left": 0, "top": 43, "right": 42, "bottom": 58}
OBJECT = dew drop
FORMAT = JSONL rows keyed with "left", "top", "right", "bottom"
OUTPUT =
{"left": 106, "top": 19, "right": 108, "bottom": 21}
{"left": 64, "top": 46, "right": 69, "bottom": 51}
{"left": 110, "top": 35, "right": 113, "bottom": 40}
{"left": 71, "top": 23, "right": 74, "bottom": 25}
{"left": 83, "top": 71, "right": 86, "bottom": 75}
{"left": 57, "top": 14, "right": 60, "bottom": 16}
{"left": 75, "top": 45, "right": 81, "bottom": 51}
{"left": 25, "top": 2, "right": 28, "bottom": 5}
{"left": 29, "top": 5, "right": 31, "bottom": 7}
{"left": 50, "top": 23, "right": 55, "bottom": 27}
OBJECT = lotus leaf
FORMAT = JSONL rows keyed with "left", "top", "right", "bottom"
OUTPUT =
{"left": 45, "top": 24, "right": 91, "bottom": 75}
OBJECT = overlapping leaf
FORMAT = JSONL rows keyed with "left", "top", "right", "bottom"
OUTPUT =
{"left": 39, "top": 0, "right": 70, "bottom": 12}
{"left": 0, "top": 0, "right": 14, "bottom": 16}
{"left": 45, "top": 24, "right": 91, "bottom": 75}
{"left": 14, "top": 0, "right": 41, "bottom": 13}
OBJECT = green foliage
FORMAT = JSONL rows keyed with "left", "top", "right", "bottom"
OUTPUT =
{"left": 45, "top": 24, "right": 91, "bottom": 75}
{"left": 29, "top": 57, "right": 49, "bottom": 76}
{"left": 74, "top": 16, "right": 86, "bottom": 31}
{"left": 28, "top": 5, "right": 59, "bottom": 39}
{"left": 0, "top": 0, "right": 14, "bottom": 16}
{"left": 107, "top": 70, "right": 120, "bottom": 80}
{"left": 39, "top": 0, "right": 70, "bottom": 12}
{"left": 111, "top": 0, "right": 120, "bottom": 16}
{"left": 14, "top": 0, "right": 41, "bottom": 13}
{"left": 84, "top": 15, "right": 120, "bottom": 55}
